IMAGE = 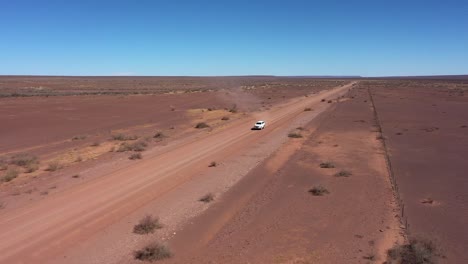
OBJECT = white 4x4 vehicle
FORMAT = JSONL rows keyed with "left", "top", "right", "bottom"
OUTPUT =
{"left": 253, "top": 120, "right": 266, "bottom": 130}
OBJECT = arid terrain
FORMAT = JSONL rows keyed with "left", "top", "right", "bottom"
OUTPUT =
{"left": 0, "top": 76, "right": 467, "bottom": 264}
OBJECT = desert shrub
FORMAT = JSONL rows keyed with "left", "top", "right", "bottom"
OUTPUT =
{"left": 304, "top": 107, "right": 312, "bottom": 111}
{"left": 134, "top": 242, "right": 172, "bottom": 261}
{"left": 296, "top": 127, "right": 305, "bottom": 130}
{"left": 195, "top": 122, "right": 210, "bottom": 129}
{"left": 72, "top": 174, "right": 80, "bottom": 178}
{"left": 327, "top": 100, "right": 332, "bottom": 103}
{"left": 208, "top": 161, "right": 217, "bottom": 167}
{"left": 129, "top": 153, "right": 142, "bottom": 160}
{"left": 90, "top": 142, "right": 100, "bottom": 147}
{"left": 117, "top": 141, "right": 147, "bottom": 152}
{"left": 363, "top": 254, "right": 375, "bottom": 260}
{"left": 229, "top": 104, "right": 238, "bottom": 113}
{"left": 221, "top": 116, "right": 230, "bottom": 121}
{"left": 2, "top": 169, "right": 19, "bottom": 182}
{"left": 24, "top": 163, "right": 39, "bottom": 173}
{"left": 10, "top": 153, "right": 38, "bottom": 167}
{"left": 319, "top": 162, "right": 335, "bottom": 168}
{"left": 133, "top": 215, "right": 163, "bottom": 234}
{"left": 199, "top": 193, "right": 215, "bottom": 203}
{"left": 45, "top": 162, "right": 62, "bottom": 172}
{"left": 386, "top": 238, "right": 441, "bottom": 264}
{"left": 335, "top": 170, "right": 352, "bottom": 177}
{"left": 288, "top": 132, "right": 303, "bottom": 138}
{"left": 309, "top": 186, "right": 329, "bottom": 196}
{"left": 321, "top": 99, "right": 326, "bottom": 102}
{"left": 72, "top": 135, "right": 86, "bottom": 140}
{"left": 153, "top": 131, "right": 165, "bottom": 139}
{"left": 112, "top": 133, "right": 138, "bottom": 141}
{"left": 0, "top": 159, "right": 7, "bottom": 171}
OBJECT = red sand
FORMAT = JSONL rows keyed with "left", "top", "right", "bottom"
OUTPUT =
{"left": 367, "top": 81, "right": 468, "bottom": 263}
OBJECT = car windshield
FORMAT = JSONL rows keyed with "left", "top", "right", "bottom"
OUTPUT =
{"left": 256, "top": 122, "right": 262, "bottom": 125}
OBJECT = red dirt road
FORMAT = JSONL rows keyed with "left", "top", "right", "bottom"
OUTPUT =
{"left": 0, "top": 83, "right": 354, "bottom": 264}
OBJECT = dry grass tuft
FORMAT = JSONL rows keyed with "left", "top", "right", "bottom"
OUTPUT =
{"left": 129, "top": 153, "right": 142, "bottom": 160}
{"left": 288, "top": 132, "right": 303, "bottom": 138}
{"left": 195, "top": 122, "right": 210, "bottom": 129}
{"left": 45, "top": 161, "right": 62, "bottom": 172}
{"left": 153, "top": 131, "right": 165, "bottom": 139}
{"left": 10, "top": 153, "right": 38, "bottom": 167}
{"left": 24, "top": 163, "right": 39, "bottom": 173}
{"left": 112, "top": 133, "right": 138, "bottom": 141}
{"left": 117, "top": 141, "right": 147, "bottom": 152}
{"left": 304, "top": 107, "right": 312, "bottom": 111}
{"left": 208, "top": 161, "right": 217, "bottom": 167}
{"left": 386, "top": 238, "right": 442, "bottom": 264}
{"left": 335, "top": 170, "right": 352, "bottom": 177}
{"left": 199, "top": 193, "right": 215, "bottom": 203}
{"left": 133, "top": 215, "right": 163, "bottom": 234}
{"left": 308, "top": 186, "right": 329, "bottom": 196}
{"left": 134, "top": 242, "right": 172, "bottom": 261}
{"left": 2, "top": 169, "right": 19, "bottom": 182}
{"left": 319, "top": 162, "right": 335, "bottom": 168}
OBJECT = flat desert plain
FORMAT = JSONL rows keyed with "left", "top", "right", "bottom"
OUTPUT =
{"left": 0, "top": 76, "right": 466, "bottom": 264}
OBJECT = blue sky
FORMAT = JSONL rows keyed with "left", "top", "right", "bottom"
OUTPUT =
{"left": 0, "top": 0, "right": 467, "bottom": 76}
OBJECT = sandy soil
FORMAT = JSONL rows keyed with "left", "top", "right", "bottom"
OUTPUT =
{"left": 164, "top": 82, "right": 404, "bottom": 263}
{"left": 363, "top": 80, "right": 468, "bottom": 263}
{"left": 0, "top": 81, "right": 353, "bottom": 263}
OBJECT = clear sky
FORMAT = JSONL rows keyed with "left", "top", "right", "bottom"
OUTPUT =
{"left": 1, "top": 0, "right": 467, "bottom": 76}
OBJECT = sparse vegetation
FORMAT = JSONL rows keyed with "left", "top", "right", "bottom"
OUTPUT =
{"left": 288, "top": 132, "right": 303, "bottom": 138}
{"left": 129, "top": 153, "right": 142, "bottom": 160}
{"left": 228, "top": 104, "right": 238, "bottom": 113}
{"left": 90, "top": 142, "right": 100, "bottom": 147}
{"left": 319, "top": 162, "right": 335, "bottom": 168}
{"left": 335, "top": 170, "right": 352, "bottom": 177}
{"left": 386, "top": 238, "right": 441, "bottom": 264}
{"left": 112, "top": 133, "right": 138, "bottom": 141}
{"left": 134, "top": 242, "right": 172, "bottom": 261}
{"left": 208, "top": 161, "right": 217, "bottom": 167}
{"left": 2, "top": 169, "right": 19, "bottom": 182}
{"left": 24, "top": 163, "right": 39, "bottom": 173}
{"left": 221, "top": 116, "right": 230, "bottom": 121}
{"left": 117, "top": 141, "right": 147, "bottom": 152}
{"left": 199, "top": 193, "right": 215, "bottom": 203}
{"left": 133, "top": 215, "right": 163, "bottom": 234}
{"left": 304, "top": 107, "right": 312, "bottom": 111}
{"left": 72, "top": 135, "right": 87, "bottom": 140}
{"left": 0, "top": 159, "right": 7, "bottom": 171}
{"left": 309, "top": 186, "right": 329, "bottom": 196}
{"left": 72, "top": 174, "right": 80, "bottom": 178}
{"left": 327, "top": 100, "right": 332, "bottom": 103}
{"left": 195, "top": 122, "right": 210, "bottom": 129}
{"left": 321, "top": 99, "right": 326, "bottom": 102}
{"left": 10, "top": 153, "right": 38, "bottom": 167}
{"left": 45, "top": 161, "right": 62, "bottom": 172}
{"left": 153, "top": 131, "right": 165, "bottom": 139}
